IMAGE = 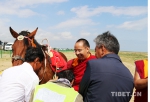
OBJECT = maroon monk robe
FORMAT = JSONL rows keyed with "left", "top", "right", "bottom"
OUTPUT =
{"left": 67, "top": 54, "right": 96, "bottom": 91}
{"left": 134, "top": 60, "right": 148, "bottom": 102}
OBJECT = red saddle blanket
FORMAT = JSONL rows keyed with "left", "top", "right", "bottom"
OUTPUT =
{"left": 50, "top": 50, "right": 67, "bottom": 72}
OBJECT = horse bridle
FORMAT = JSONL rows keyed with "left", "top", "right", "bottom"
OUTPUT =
{"left": 12, "top": 35, "right": 32, "bottom": 62}
{"left": 12, "top": 55, "right": 25, "bottom": 62}
{"left": 12, "top": 35, "right": 47, "bottom": 83}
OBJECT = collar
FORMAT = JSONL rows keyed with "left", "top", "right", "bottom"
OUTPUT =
{"left": 50, "top": 78, "right": 72, "bottom": 87}
{"left": 21, "top": 62, "right": 39, "bottom": 80}
{"left": 21, "top": 62, "right": 33, "bottom": 71}
{"left": 102, "top": 53, "right": 122, "bottom": 63}
{"left": 72, "top": 53, "right": 91, "bottom": 67}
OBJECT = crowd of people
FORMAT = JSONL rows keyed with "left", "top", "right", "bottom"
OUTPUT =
{"left": 0, "top": 31, "right": 148, "bottom": 102}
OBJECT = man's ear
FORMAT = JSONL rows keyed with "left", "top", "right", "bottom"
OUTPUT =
{"left": 34, "top": 57, "right": 40, "bottom": 63}
{"left": 86, "top": 47, "right": 90, "bottom": 53}
{"left": 101, "top": 45, "right": 106, "bottom": 56}
{"left": 101, "top": 45, "right": 105, "bottom": 51}
{"left": 70, "top": 79, "right": 74, "bottom": 86}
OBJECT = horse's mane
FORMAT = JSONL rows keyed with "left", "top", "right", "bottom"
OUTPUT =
{"left": 18, "top": 31, "right": 41, "bottom": 48}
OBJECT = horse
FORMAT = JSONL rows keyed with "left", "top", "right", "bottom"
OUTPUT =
{"left": 10, "top": 27, "right": 68, "bottom": 84}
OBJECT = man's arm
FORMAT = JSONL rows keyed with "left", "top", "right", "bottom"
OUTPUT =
{"left": 134, "top": 69, "right": 148, "bottom": 90}
{"left": 29, "top": 89, "right": 35, "bottom": 102}
{"left": 75, "top": 94, "right": 83, "bottom": 102}
{"left": 79, "top": 62, "right": 91, "bottom": 99}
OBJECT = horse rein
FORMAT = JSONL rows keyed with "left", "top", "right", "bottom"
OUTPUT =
{"left": 39, "top": 48, "right": 47, "bottom": 83}
{"left": 41, "top": 39, "right": 61, "bottom": 79}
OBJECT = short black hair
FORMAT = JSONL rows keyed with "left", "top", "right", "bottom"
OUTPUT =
{"left": 56, "top": 70, "right": 74, "bottom": 82}
{"left": 25, "top": 47, "right": 44, "bottom": 62}
{"left": 76, "top": 38, "right": 90, "bottom": 48}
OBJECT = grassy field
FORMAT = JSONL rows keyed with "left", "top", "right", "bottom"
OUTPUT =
{"left": 0, "top": 50, "right": 148, "bottom": 102}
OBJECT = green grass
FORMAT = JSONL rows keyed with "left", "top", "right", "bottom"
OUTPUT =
{"left": 60, "top": 50, "right": 148, "bottom": 63}
{"left": 0, "top": 50, "right": 12, "bottom": 58}
{"left": 0, "top": 50, "right": 12, "bottom": 54}
{"left": 0, "top": 50, "right": 148, "bottom": 63}
{"left": 119, "top": 51, "right": 148, "bottom": 64}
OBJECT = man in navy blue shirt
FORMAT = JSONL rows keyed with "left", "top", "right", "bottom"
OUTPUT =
{"left": 79, "top": 31, "right": 134, "bottom": 102}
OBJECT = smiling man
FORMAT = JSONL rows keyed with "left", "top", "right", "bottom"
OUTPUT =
{"left": 67, "top": 38, "right": 96, "bottom": 91}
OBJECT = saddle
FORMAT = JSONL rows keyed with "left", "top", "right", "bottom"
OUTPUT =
{"left": 49, "top": 49, "right": 67, "bottom": 72}
{"left": 41, "top": 39, "right": 67, "bottom": 73}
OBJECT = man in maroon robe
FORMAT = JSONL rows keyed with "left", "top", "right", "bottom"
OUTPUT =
{"left": 134, "top": 59, "right": 148, "bottom": 102}
{"left": 67, "top": 38, "right": 96, "bottom": 91}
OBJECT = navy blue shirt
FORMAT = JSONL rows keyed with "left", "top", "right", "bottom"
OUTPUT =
{"left": 79, "top": 54, "right": 134, "bottom": 102}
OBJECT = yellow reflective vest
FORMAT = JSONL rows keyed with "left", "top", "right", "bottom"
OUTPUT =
{"left": 33, "top": 82, "right": 79, "bottom": 102}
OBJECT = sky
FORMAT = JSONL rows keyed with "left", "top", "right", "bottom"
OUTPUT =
{"left": 0, "top": 0, "right": 148, "bottom": 52}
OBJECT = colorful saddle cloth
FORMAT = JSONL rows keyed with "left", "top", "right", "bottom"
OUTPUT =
{"left": 49, "top": 50, "right": 67, "bottom": 73}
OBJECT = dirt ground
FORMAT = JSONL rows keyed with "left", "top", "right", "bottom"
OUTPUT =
{"left": 0, "top": 54, "right": 12, "bottom": 71}
{"left": 0, "top": 53, "right": 140, "bottom": 102}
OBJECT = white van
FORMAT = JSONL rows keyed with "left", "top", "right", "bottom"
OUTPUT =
{"left": 4, "top": 42, "right": 13, "bottom": 51}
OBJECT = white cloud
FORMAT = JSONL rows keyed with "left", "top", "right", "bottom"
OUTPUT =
{"left": 71, "top": 6, "right": 147, "bottom": 18}
{"left": 0, "top": 18, "right": 12, "bottom": 41}
{"left": 17, "top": 9, "right": 39, "bottom": 17}
{"left": 13, "top": 0, "right": 68, "bottom": 5}
{"left": 60, "top": 32, "right": 73, "bottom": 39}
{"left": 0, "top": 0, "right": 68, "bottom": 17}
{"left": 52, "top": 36, "right": 60, "bottom": 40}
{"left": 80, "top": 31, "right": 91, "bottom": 37}
{"left": 0, "top": 0, "right": 68, "bottom": 8}
{"left": 52, "top": 5, "right": 147, "bottom": 30}
{"left": 116, "top": 18, "right": 148, "bottom": 30}
{"left": 0, "top": 18, "right": 10, "bottom": 26}
{"left": 57, "top": 10, "right": 65, "bottom": 15}
{"left": 34, "top": 29, "right": 73, "bottom": 42}
{"left": 50, "top": 18, "right": 96, "bottom": 29}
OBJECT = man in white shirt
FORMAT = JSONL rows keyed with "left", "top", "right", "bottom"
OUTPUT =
{"left": 0, "top": 47, "right": 44, "bottom": 102}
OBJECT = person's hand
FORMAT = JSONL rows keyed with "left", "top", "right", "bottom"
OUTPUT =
{"left": 134, "top": 69, "right": 148, "bottom": 89}
{"left": 48, "top": 76, "right": 58, "bottom": 82}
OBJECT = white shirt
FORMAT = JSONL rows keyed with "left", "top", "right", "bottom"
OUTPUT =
{"left": 0, "top": 62, "right": 39, "bottom": 102}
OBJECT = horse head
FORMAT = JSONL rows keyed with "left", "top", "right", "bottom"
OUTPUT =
{"left": 10, "top": 27, "right": 67, "bottom": 84}
{"left": 10, "top": 27, "right": 38, "bottom": 66}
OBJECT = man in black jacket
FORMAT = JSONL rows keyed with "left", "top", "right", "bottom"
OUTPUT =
{"left": 79, "top": 31, "right": 134, "bottom": 102}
